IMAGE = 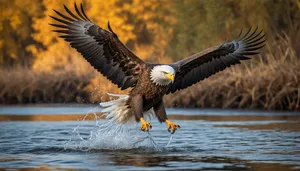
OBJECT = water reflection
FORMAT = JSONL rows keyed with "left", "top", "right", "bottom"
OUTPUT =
{"left": 1, "top": 154, "right": 298, "bottom": 171}
{"left": 103, "top": 152, "right": 248, "bottom": 169}
{"left": 214, "top": 121, "right": 300, "bottom": 132}
{"left": 0, "top": 113, "right": 299, "bottom": 123}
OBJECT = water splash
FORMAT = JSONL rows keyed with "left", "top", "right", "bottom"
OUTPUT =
{"left": 166, "top": 134, "right": 173, "bottom": 147}
{"left": 64, "top": 109, "right": 166, "bottom": 152}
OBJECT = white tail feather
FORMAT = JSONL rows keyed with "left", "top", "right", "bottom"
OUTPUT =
{"left": 107, "top": 93, "right": 128, "bottom": 97}
{"left": 100, "top": 93, "right": 155, "bottom": 124}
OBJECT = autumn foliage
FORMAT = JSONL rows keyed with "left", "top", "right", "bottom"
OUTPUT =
{"left": 0, "top": 0, "right": 299, "bottom": 110}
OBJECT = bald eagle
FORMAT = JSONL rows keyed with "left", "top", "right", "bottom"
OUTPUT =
{"left": 51, "top": 3, "right": 265, "bottom": 133}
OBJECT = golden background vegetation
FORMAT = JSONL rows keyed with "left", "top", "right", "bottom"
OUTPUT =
{"left": 0, "top": 0, "right": 299, "bottom": 110}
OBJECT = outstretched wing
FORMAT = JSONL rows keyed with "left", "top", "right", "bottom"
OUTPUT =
{"left": 167, "top": 27, "right": 266, "bottom": 94}
{"left": 50, "top": 3, "right": 145, "bottom": 90}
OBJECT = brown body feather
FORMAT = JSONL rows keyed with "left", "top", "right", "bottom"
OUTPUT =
{"left": 129, "top": 66, "right": 169, "bottom": 111}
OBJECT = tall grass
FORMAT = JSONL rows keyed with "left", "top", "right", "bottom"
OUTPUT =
{"left": 0, "top": 69, "right": 94, "bottom": 104}
{"left": 0, "top": 31, "right": 299, "bottom": 110}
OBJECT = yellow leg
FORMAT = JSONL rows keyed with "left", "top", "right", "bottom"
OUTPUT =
{"left": 165, "top": 120, "right": 180, "bottom": 134}
{"left": 140, "top": 117, "right": 152, "bottom": 132}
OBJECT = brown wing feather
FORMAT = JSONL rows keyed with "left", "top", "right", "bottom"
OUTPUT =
{"left": 167, "top": 26, "right": 266, "bottom": 94}
{"left": 50, "top": 3, "right": 145, "bottom": 90}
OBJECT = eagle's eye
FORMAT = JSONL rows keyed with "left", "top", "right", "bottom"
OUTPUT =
{"left": 162, "top": 71, "right": 168, "bottom": 74}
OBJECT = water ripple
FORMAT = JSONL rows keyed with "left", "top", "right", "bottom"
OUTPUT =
{"left": 0, "top": 116, "right": 299, "bottom": 170}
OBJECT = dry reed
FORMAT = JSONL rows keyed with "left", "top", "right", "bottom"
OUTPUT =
{"left": 0, "top": 31, "right": 299, "bottom": 111}
{"left": 0, "top": 69, "right": 94, "bottom": 104}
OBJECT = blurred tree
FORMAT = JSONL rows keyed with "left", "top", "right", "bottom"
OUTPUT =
{"left": 118, "top": 0, "right": 175, "bottom": 63}
{"left": 1, "top": 0, "right": 299, "bottom": 69}
{"left": 163, "top": 0, "right": 300, "bottom": 61}
{"left": 0, "top": 0, "right": 43, "bottom": 67}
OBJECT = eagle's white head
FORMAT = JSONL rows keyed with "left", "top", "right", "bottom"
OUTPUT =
{"left": 150, "top": 65, "right": 175, "bottom": 86}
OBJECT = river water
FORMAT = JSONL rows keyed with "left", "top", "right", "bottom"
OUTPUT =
{"left": 0, "top": 105, "right": 299, "bottom": 170}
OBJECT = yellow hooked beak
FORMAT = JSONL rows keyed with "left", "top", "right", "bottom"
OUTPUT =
{"left": 164, "top": 73, "right": 174, "bottom": 83}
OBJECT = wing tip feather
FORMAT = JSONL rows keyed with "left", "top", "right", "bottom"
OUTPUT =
{"left": 80, "top": 3, "right": 91, "bottom": 21}
{"left": 74, "top": 2, "right": 87, "bottom": 21}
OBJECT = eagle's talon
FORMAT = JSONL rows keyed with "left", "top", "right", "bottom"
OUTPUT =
{"left": 140, "top": 117, "right": 151, "bottom": 132}
{"left": 165, "top": 120, "right": 180, "bottom": 134}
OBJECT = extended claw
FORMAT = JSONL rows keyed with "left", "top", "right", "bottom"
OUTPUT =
{"left": 140, "top": 117, "right": 152, "bottom": 132}
{"left": 165, "top": 120, "right": 180, "bottom": 134}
